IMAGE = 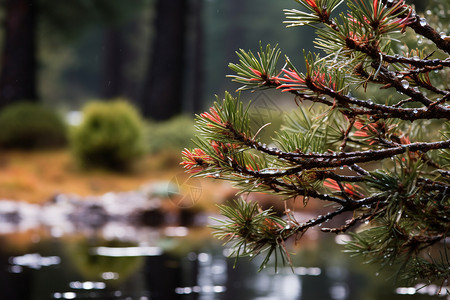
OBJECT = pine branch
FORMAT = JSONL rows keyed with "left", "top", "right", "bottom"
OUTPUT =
{"left": 183, "top": 0, "right": 450, "bottom": 288}
{"left": 228, "top": 48, "right": 450, "bottom": 120}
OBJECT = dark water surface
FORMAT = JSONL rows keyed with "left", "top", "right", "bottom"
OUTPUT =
{"left": 0, "top": 224, "right": 446, "bottom": 300}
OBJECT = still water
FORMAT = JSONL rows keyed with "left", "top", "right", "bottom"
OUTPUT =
{"left": 1, "top": 221, "right": 447, "bottom": 300}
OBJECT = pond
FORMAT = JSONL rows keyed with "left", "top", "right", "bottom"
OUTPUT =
{"left": 0, "top": 220, "right": 447, "bottom": 300}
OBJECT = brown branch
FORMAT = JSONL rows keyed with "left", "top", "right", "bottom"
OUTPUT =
{"left": 225, "top": 121, "right": 450, "bottom": 172}
{"left": 356, "top": 62, "right": 448, "bottom": 98}
{"left": 321, "top": 211, "right": 376, "bottom": 234}
{"left": 382, "top": 0, "right": 450, "bottom": 54}
{"left": 286, "top": 193, "right": 388, "bottom": 237}
{"left": 322, "top": 171, "right": 366, "bottom": 182}
{"left": 269, "top": 80, "right": 450, "bottom": 121}
{"left": 407, "top": 16, "right": 450, "bottom": 55}
{"left": 383, "top": 54, "right": 450, "bottom": 68}
{"left": 340, "top": 116, "right": 355, "bottom": 150}
{"left": 241, "top": 139, "right": 450, "bottom": 177}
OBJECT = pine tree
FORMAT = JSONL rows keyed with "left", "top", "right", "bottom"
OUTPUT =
{"left": 182, "top": 0, "right": 449, "bottom": 289}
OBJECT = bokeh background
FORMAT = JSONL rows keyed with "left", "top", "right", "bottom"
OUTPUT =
{"left": 0, "top": 0, "right": 447, "bottom": 299}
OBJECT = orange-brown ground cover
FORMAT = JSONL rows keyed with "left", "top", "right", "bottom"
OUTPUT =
{"left": 0, "top": 150, "right": 189, "bottom": 203}
{"left": 0, "top": 150, "right": 321, "bottom": 214}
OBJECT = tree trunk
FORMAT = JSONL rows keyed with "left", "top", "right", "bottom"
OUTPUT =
{"left": 101, "top": 27, "right": 125, "bottom": 99}
{"left": 225, "top": 0, "right": 246, "bottom": 66}
{"left": 140, "top": 0, "right": 188, "bottom": 120}
{"left": 0, "top": 0, "right": 37, "bottom": 107}
{"left": 183, "top": 0, "right": 204, "bottom": 114}
{"left": 188, "top": 0, "right": 204, "bottom": 113}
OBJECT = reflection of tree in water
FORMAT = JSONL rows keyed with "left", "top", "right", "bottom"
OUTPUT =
{"left": 0, "top": 245, "right": 32, "bottom": 300}
{"left": 0, "top": 230, "right": 423, "bottom": 299}
{"left": 162, "top": 228, "right": 218, "bottom": 258}
{"left": 291, "top": 237, "right": 408, "bottom": 300}
{"left": 64, "top": 238, "right": 143, "bottom": 284}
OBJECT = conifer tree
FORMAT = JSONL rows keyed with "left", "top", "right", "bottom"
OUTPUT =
{"left": 182, "top": 0, "right": 449, "bottom": 289}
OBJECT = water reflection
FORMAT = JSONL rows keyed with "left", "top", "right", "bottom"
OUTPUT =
{"left": 92, "top": 246, "right": 163, "bottom": 257}
{"left": 10, "top": 253, "right": 61, "bottom": 270}
{"left": 396, "top": 285, "right": 450, "bottom": 297}
{"left": 178, "top": 251, "right": 228, "bottom": 298}
{"left": 0, "top": 226, "right": 447, "bottom": 299}
{"left": 69, "top": 281, "right": 106, "bottom": 290}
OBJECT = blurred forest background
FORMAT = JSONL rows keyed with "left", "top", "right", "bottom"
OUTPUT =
{"left": 0, "top": 0, "right": 318, "bottom": 119}
{"left": 0, "top": 0, "right": 432, "bottom": 118}
{"left": 0, "top": 0, "right": 318, "bottom": 202}
{"left": 0, "top": 0, "right": 438, "bottom": 203}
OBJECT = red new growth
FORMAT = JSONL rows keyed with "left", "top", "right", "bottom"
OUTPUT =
{"left": 324, "top": 179, "right": 363, "bottom": 198}
{"left": 353, "top": 120, "right": 379, "bottom": 144}
{"left": 277, "top": 68, "right": 336, "bottom": 92}
{"left": 349, "top": 0, "right": 413, "bottom": 34}
{"left": 263, "top": 218, "right": 284, "bottom": 234}
{"left": 249, "top": 68, "right": 262, "bottom": 78}
{"left": 276, "top": 68, "right": 307, "bottom": 92}
{"left": 200, "top": 107, "right": 224, "bottom": 126}
{"left": 181, "top": 148, "right": 211, "bottom": 173}
{"left": 304, "top": 0, "right": 318, "bottom": 9}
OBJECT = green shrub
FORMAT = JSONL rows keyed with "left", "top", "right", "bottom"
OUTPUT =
{"left": 71, "top": 100, "right": 146, "bottom": 170}
{"left": 0, "top": 102, "right": 67, "bottom": 149}
{"left": 147, "top": 115, "right": 196, "bottom": 154}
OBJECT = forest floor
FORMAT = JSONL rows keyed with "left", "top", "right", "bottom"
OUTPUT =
{"left": 0, "top": 150, "right": 166, "bottom": 203}
{"left": 0, "top": 149, "right": 320, "bottom": 214}
{"left": 0, "top": 150, "right": 224, "bottom": 204}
